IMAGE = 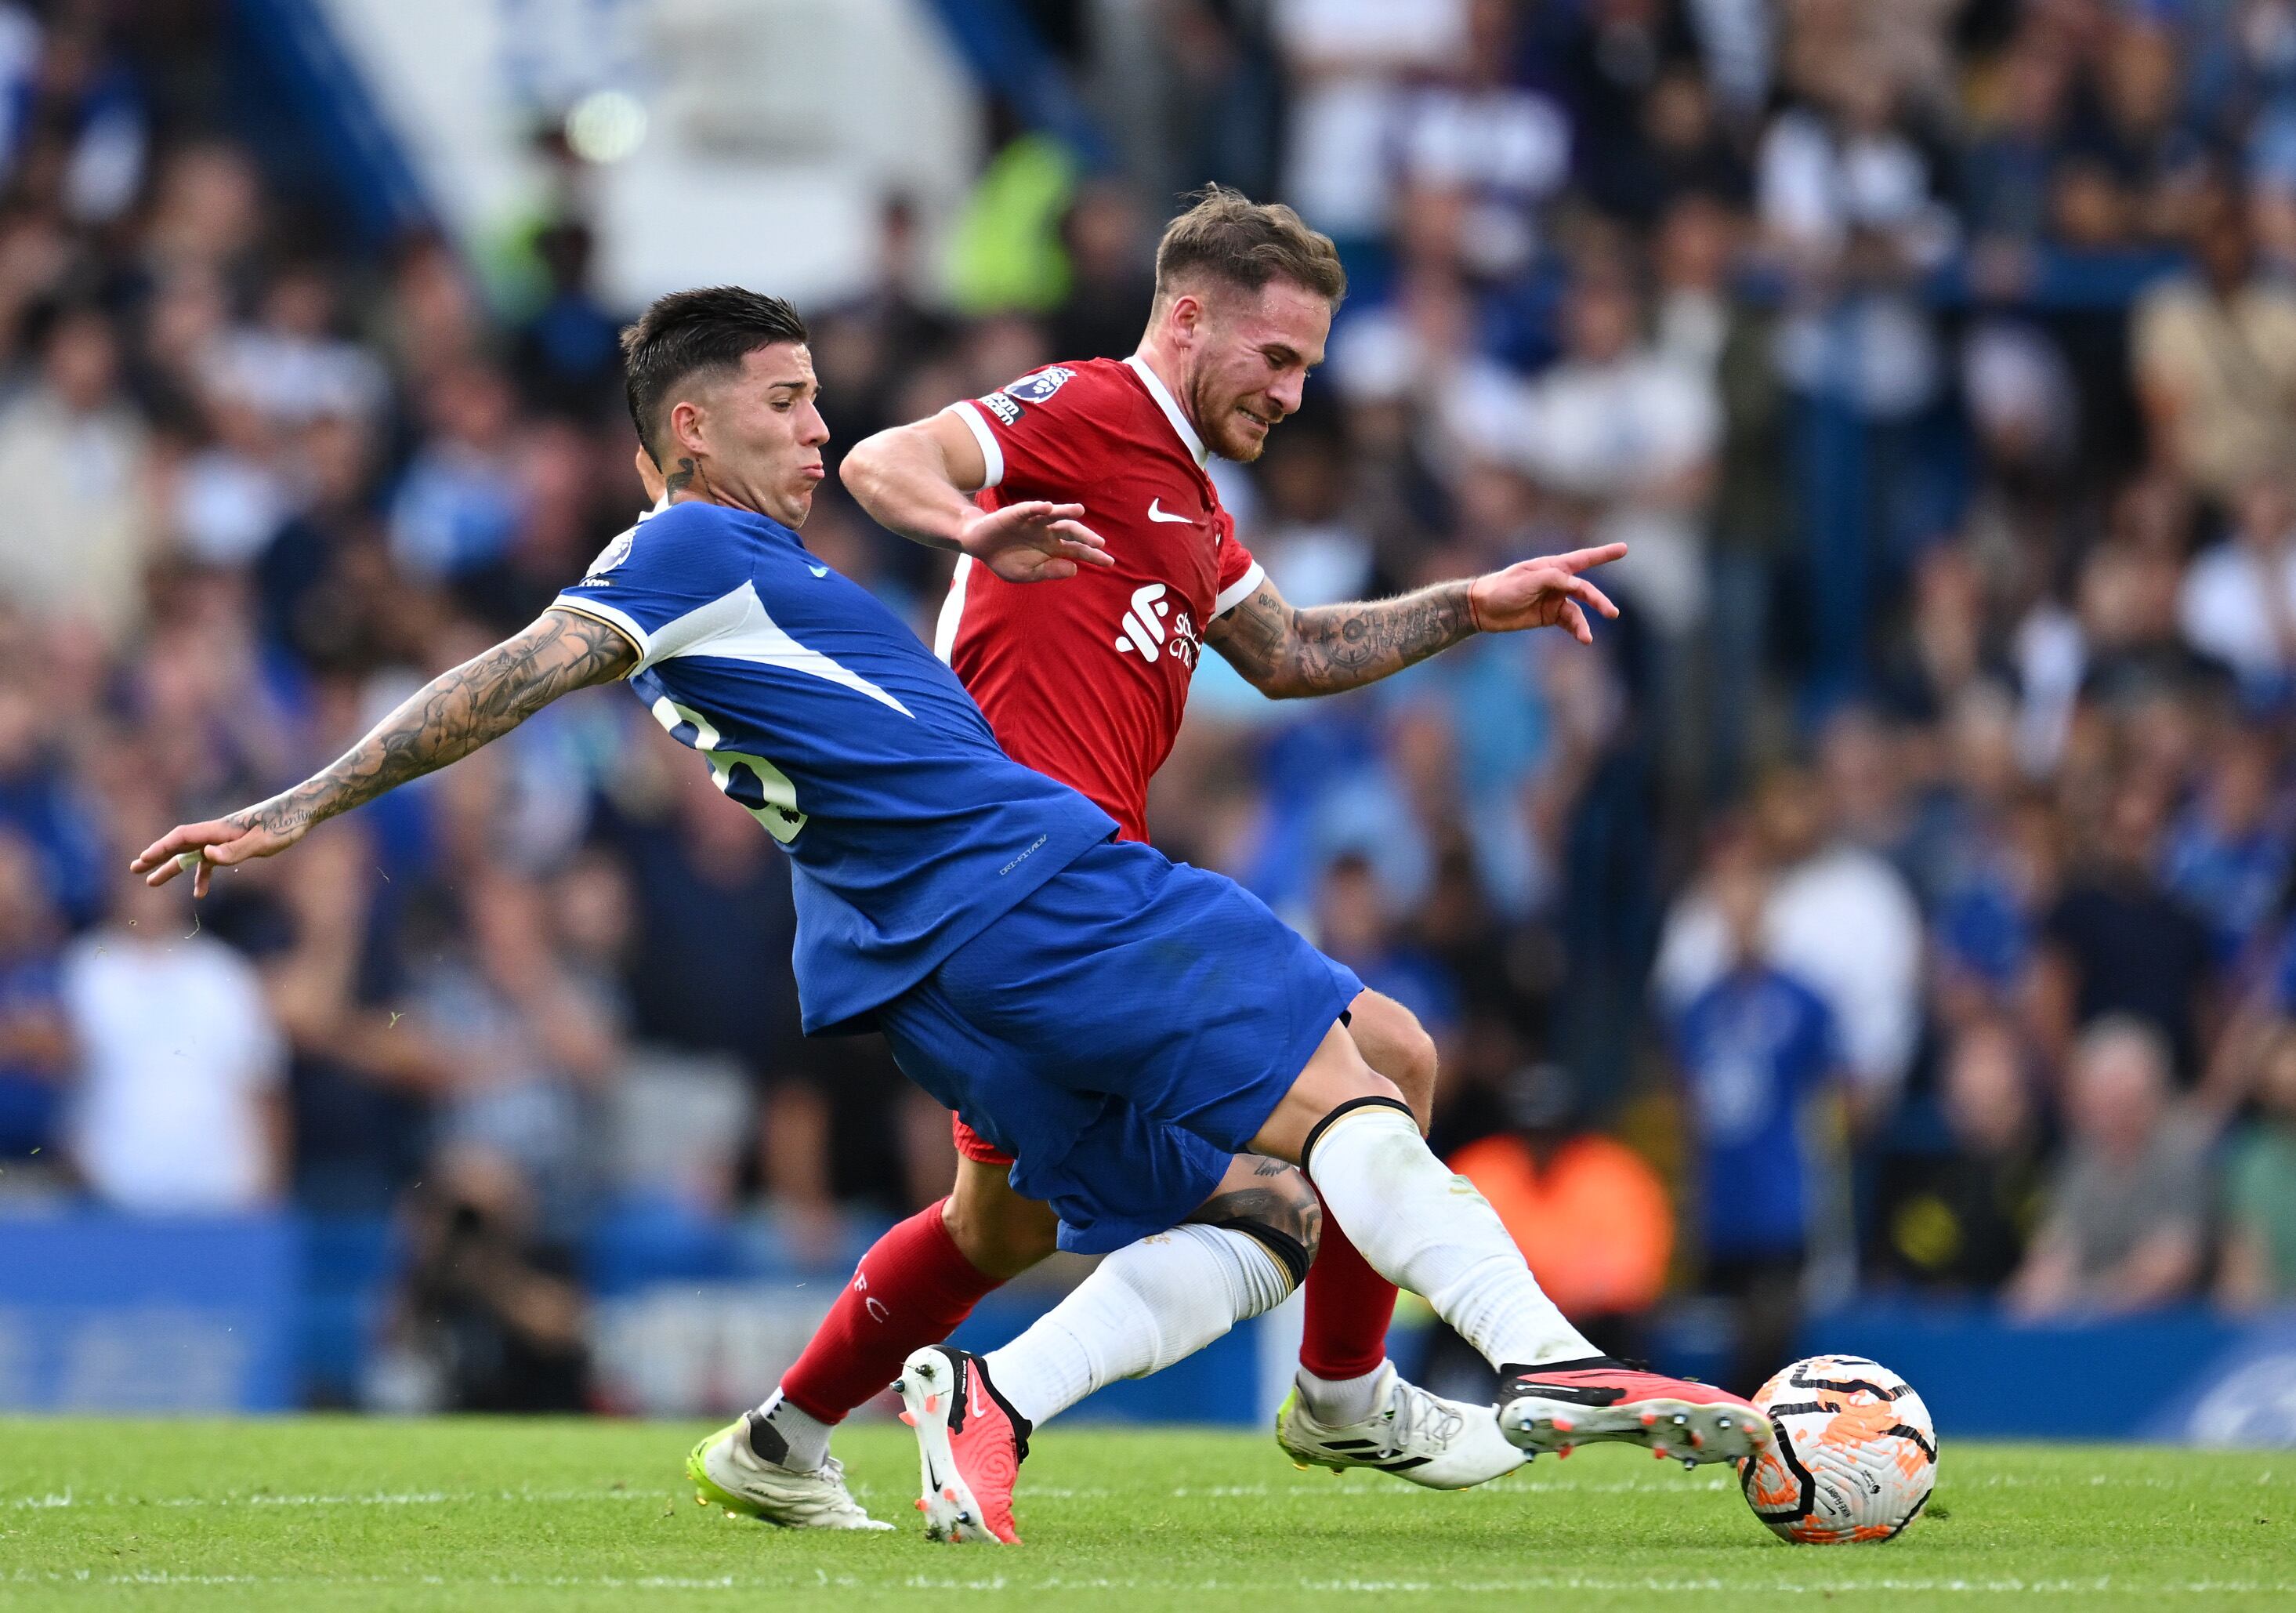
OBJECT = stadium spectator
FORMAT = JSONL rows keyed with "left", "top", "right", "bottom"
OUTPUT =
{"left": 1668, "top": 843, "right": 1847, "bottom": 1393}
{"left": 0, "top": 304, "right": 147, "bottom": 647}
{"left": 1516, "top": 258, "right": 1718, "bottom": 654}
{"left": 0, "top": 828, "right": 67, "bottom": 1183}
{"left": 2160, "top": 724, "right": 2291, "bottom": 968}
{"left": 379, "top": 1145, "right": 591, "bottom": 1413}
{"left": 0, "top": 627, "right": 107, "bottom": 930}
{"left": 2030, "top": 778, "right": 2216, "bottom": 1084}
{"left": 389, "top": 361, "right": 524, "bottom": 587}
{"left": 2132, "top": 177, "right": 2296, "bottom": 503}
{"left": 1874, "top": 1016, "right": 2047, "bottom": 1292}
{"left": 2176, "top": 475, "right": 2296, "bottom": 697}
{"left": 61, "top": 843, "right": 288, "bottom": 1213}
{"left": 2218, "top": 1024, "right": 2296, "bottom": 1310}
{"left": 1656, "top": 760, "right": 1923, "bottom": 1120}
{"left": 2007, "top": 1017, "right": 2210, "bottom": 1320}
{"left": 1269, "top": 0, "right": 1469, "bottom": 248}
{"left": 1653, "top": 192, "right": 1791, "bottom": 796}
{"left": 1311, "top": 848, "right": 1463, "bottom": 1057}
{"left": 400, "top": 867, "right": 625, "bottom": 1233}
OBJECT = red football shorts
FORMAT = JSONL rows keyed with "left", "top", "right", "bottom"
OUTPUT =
{"left": 951, "top": 1113, "right": 1015, "bottom": 1167}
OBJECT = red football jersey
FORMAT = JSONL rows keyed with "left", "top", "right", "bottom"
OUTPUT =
{"left": 933, "top": 355, "right": 1263, "bottom": 843}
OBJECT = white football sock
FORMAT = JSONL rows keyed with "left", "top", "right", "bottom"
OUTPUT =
{"left": 983, "top": 1224, "right": 1295, "bottom": 1427}
{"left": 1296, "top": 1362, "right": 1386, "bottom": 1426}
{"left": 751, "top": 1388, "right": 833, "bottom": 1470}
{"left": 1305, "top": 1104, "right": 1596, "bottom": 1370}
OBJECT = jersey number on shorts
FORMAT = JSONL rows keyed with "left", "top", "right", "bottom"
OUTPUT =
{"left": 648, "top": 696, "right": 809, "bottom": 845}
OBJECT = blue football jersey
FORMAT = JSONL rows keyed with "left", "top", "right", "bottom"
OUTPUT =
{"left": 554, "top": 499, "right": 1117, "bottom": 1031}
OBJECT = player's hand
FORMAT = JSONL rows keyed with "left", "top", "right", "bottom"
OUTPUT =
{"left": 1466, "top": 543, "right": 1627, "bottom": 643}
{"left": 129, "top": 807, "right": 306, "bottom": 898}
{"left": 958, "top": 500, "right": 1116, "bottom": 582}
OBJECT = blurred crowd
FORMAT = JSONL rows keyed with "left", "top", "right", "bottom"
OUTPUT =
{"left": 7, "top": 0, "right": 2296, "bottom": 1407}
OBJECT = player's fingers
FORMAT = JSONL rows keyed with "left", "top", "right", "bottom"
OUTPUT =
{"left": 1052, "top": 528, "right": 1116, "bottom": 566}
{"left": 1048, "top": 519, "right": 1107, "bottom": 549}
{"left": 129, "top": 822, "right": 221, "bottom": 873}
{"left": 1553, "top": 542, "right": 1628, "bottom": 574}
{"left": 1568, "top": 576, "right": 1620, "bottom": 618}
{"left": 1562, "top": 600, "right": 1592, "bottom": 644}
{"left": 1039, "top": 558, "right": 1077, "bottom": 580}
{"left": 194, "top": 858, "right": 212, "bottom": 899}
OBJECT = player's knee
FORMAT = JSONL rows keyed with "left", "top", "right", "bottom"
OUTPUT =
{"left": 1348, "top": 993, "right": 1439, "bottom": 1133}
{"left": 1193, "top": 1158, "right": 1321, "bottom": 1291}
{"left": 1388, "top": 1022, "right": 1439, "bottom": 1131}
{"left": 941, "top": 1174, "right": 1059, "bottom": 1279}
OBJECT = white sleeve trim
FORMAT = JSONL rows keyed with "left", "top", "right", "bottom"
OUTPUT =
{"left": 1213, "top": 559, "right": 1266, "bottom": 618}
{"left": 552, "top": 595, "right": 652, "bottom": 671}
{"left": 946, "top": 400, "right": 1005, "bottom": 490}
{"left": 933, "top": 554, "right": 973, "bottom": 663}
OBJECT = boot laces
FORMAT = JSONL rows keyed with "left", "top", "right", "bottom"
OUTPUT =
{"left": 1382, "top": 1379, "right": 1464, "bottom": 1456}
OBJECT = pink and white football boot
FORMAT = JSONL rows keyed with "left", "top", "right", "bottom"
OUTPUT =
{"left": 894, "top": 1344, "right": 1030, "bottom": 1545}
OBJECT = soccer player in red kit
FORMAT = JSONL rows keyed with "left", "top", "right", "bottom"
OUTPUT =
{"left": 686, "top": 189, "right": 1625, "bottom": 1528}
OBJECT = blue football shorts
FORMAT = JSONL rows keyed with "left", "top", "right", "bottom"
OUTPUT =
{"left": 872, "top": 837, "right": 1362, "bottom": 1253}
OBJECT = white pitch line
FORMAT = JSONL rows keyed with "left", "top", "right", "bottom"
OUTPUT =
{"left": 10, "top": 1569, "right": 2296, "bottom": 1597}
{"left": 7, "top": 1487, "right": 665, "bottom": 1510}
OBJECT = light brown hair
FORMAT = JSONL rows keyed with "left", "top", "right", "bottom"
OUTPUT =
{"left": 1152, "top": 184, "right": 1346, "bottom": 310}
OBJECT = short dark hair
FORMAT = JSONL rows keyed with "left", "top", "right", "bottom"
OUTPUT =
{"left": 621, "top": 286, "right": 808, "bottom": 463}
{"left": 1152, "top": 185, "right": 1346, "bottom": 310}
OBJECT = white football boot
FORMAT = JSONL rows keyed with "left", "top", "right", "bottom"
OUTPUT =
{"left": 685, "top": 1412, "right": 893, "bottom": 1530}
{"left": 1275, "top": 1361, "right": 1526, "bottom": 1488}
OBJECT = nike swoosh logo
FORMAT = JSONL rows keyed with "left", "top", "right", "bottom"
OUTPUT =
{"left": 808, "top": 564, "right": 830, "bottom": 578}
{"left": 1146, "top": 498, "right": 1193, "bottom": 524}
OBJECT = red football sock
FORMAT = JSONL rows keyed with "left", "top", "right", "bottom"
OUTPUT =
{"left": 777, "top": 1201, "right": 1006, "bottom": 1423}
{"left": 1297, "top": 1188, "right": 1400, "bottom": 1382}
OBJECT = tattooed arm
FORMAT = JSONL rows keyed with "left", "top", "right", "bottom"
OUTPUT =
{"left": 131, "top": 607, "right": 637, "bottom": 895}
{"left": 1205, "top": 542, "right": 1627, "bottom": 700}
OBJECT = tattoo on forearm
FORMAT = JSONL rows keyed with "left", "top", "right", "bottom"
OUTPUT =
{"left": 1210, "top": 579, "right": 1476, "bottom": 697}
{"left": 236, "top": 610, "right": 635, "bottom": 839}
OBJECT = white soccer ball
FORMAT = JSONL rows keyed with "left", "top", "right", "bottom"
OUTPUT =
{"left": 1738, "top": 1354, "right": 1938, "bottom": 1543}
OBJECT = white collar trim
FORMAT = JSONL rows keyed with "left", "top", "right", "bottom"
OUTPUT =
{"left": 1124, "top": 353, "right": 1208, "bottom": 468}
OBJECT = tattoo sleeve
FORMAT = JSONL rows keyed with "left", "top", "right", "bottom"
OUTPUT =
{"left": 233, "top": 607, "right": 636, "bottom": 839}
{"left": 1206, "top": 576, "right": 1476, "bottom": 698}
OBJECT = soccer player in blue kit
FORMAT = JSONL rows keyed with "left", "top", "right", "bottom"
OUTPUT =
{"left": 133, "top": 288, "right": 1769, "bottom": 1545}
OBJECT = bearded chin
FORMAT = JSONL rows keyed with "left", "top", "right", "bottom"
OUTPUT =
{"left": 1182, "top": 378, "right": 1244, "bottom": 463}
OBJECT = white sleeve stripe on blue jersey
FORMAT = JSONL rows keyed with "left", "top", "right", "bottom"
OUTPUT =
{"left": 946, "top": 400, "right": 1005, "bottom": 491}
{"left": 654, "top": 582, "right": 914, "bottom": 716}
{"left": 1214, "top": 559, "right": 1266, "bottom": 619}
{"left": 933, "top": 554, "right": 973, "bottom": 664}
{"left": 552, "top": 596, "right": 650, "bottom": 665}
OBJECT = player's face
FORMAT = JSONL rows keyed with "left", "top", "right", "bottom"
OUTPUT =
{"left": 1184, "top": 281, "right": 1330, "bottom": 463}
{"left": 686, "top": 343, "right": 831, "bottom": 525}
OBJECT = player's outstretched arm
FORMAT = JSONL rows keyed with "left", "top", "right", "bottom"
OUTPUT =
{"left": 1205, "top": 543, "right": 1625, "bottom": 699}
{"left": 131, "top": 608, "right": 636, "bottom": 895}
{"left": 841, "top": 412, "right": 1113, "bottom": 582}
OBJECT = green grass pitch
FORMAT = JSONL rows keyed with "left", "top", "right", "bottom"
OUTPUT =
{"left": 1, "top": 1419, "right": 2288, "bottom": 1611}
